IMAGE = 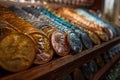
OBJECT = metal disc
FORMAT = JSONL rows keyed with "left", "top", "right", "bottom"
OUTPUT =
{"left": 29, "top": 32, "right": 54, "bottom": 64}
{"left": 0, "top": 33, "right": 36, "bottom": 72}
{"left": 51, "top": 30, "right": 70, "bottom": 56}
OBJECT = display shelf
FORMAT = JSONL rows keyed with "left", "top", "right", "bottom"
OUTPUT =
{"left": 0, "top": 37, "right": 120, "bottom": 80}
{"left": 91, "top": 52, "right": 120, "bottom": 80}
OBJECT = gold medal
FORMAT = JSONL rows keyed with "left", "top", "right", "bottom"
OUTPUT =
{"left": 0, "top": 33, "right": 36, "bottom": 72}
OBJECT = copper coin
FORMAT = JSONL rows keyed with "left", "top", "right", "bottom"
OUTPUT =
{"left": 0, "top": 33, "right": 36, "bottom": 72}
{"left": 51, "top": 30, "right": 70, "bottom": 56}
{"left": 29, "top": 32, "right": 53, "bottom": 64}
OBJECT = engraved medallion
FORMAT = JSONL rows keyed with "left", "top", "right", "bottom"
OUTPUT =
{"left": 0, "top": 33, "right": 36, "bottom": 72}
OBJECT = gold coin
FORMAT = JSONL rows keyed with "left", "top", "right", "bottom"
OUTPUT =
{"left": 0, "top": 21, "right": 17, "bottom": 41}
{"left": 46, "top": 28, "right": 56, "bottom": 39}
{"left": 0, "top": 33, "right": 36, "bottom": 72}
{"left": 29, "top": 32, "right": 53, "bottom": 64}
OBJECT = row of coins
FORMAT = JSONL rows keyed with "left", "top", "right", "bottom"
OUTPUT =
{"left": 8, "top": 5, "right": 93, "bottom": 53}
{"left": 21, "top": 6, "right": 120, "bottom": 43}
{"left": 0, "top": 4, "right": 120, "bottom": 73}
{"left": 105, "top": 60, "right": 120, "bottom": 80}
{"left": 51, "top": 7, "right": 120, "bottom": 40}
{"left": 42, "top": 0, "right": 94, "bottom": 6}
{"left": 58, "top": 44, "right": 120, "bottom": 80}
{"left": 8, "top": 6, "right": 71, "bottom": 56}
{"left": 0, "top": 4, "right": 54, "bottom": 72}
{"left": 0, "top": 21, "right": 36, "bottom": 72}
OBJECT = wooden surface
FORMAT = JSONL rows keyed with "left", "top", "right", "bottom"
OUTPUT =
{"left": 91, "top": 53, "right": 120, "bottom": 80}
{"left": 0, "top": 37, "right": 120, "bottom": 80}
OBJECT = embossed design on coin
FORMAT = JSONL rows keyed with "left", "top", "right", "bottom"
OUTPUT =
{"left": 0, "top": 33, "right": 36, "bottom": 72}
{"left": 29, "top": 33, "right": 53, "bottom": 64}
{"left": 52, "top": 31, "right": 70, "bottom": 56}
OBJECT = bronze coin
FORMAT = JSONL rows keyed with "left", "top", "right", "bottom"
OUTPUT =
{"left": 51, "top": 30, "right": 70, "bottom": 56}
{"left": 0, "top": 33, "right": 36, "bottom": 72}
{"left": 29, "top": 32, "right": 54, "bottom": 64}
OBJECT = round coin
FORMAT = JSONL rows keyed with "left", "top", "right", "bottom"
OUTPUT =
{"left": 51, "top": 30, "right": 70, "bottom": 56}
{"left": 0, "top": 33, "right": 36, "bottom": 72}
{"left": 67, "top": 32, "right": 82, "bottom": 53}
{"left": 29, "top": 32, "right": 54, "bottom": 64}
{"left": 0, "top": 21, "right": 17, "bottom": 40}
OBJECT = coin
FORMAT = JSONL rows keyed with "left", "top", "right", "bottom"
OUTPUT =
{"left": 67, "top": 32, "right": 82, "bottom": 53}
{"left": 29, "top": 32, "right": 53, "bottom": 64}
{"left": 0, "top": 5, "right": 53, "bottom": 64}
{"left": 0, "top": 21, "right": 17, "bottom": 40}
{"left": 0, "top": 33, "right": 36, "bottom": 72}
{"left": 51, "top": 30, "right": 70, "bottom": 56}
{"left": 40, "top": 25, "right": 70, "bottom": 56}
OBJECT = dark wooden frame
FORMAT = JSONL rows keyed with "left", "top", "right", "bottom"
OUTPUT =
{"left": 0, "top": 37, "right": 120, "bottom": 80}
{"left": 1, "top": 0, "right": 120, "bottom": 80}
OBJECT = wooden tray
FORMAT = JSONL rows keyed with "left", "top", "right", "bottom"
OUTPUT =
{"left": 0, "top": 37, "right": 120, "bottom": 80}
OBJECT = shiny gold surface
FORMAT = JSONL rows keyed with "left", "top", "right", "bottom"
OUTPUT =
{"left": 0, "top": 21, "right": 17, "bottom": 40}
{"left": 0, "top": 33, "right": 36, "bottom": 72}
{"left": 29, "top": 32, "right": 53, "bottom": 64}
{"left": 0, "top": 4, "right": 54, "bottom": 64}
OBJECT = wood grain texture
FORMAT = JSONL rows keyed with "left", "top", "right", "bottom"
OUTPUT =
{"left": 0, "top": 37, "right": 120, "bottom": 80}
{"left": 91, "top": 52, "right": 120, "bottom": 80}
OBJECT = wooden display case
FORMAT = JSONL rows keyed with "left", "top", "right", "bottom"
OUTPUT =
{"left": 0, "top": 0, "right": 120, "bottom": 80}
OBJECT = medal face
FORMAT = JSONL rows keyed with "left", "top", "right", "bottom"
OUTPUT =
{"left": 0, "top": 33, "right": 36, "bottom": 72}
{"left": 51, "top": 30, "right": 70, "bottom": 56}
{"left": 29, "top": 33, "right": 53, "bottom": 64}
